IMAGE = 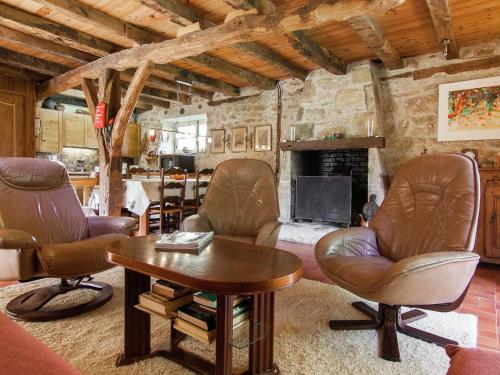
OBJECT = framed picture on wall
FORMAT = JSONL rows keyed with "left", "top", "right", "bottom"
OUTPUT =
{"left": 255, "top": 125, "right": 272, "bottom": 151}
{"left": 211, "top": 129, "right": 225, "bottom": 153}
{"left": 231, "top": 127, "right": 247, "bottom": 152}
{"left": 437, "top": 76, "right": 500, "bottom": 141}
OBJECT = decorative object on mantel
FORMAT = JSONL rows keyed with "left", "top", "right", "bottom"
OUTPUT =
{"left": 461, "top": 148, "right": 479, "bottom": 165}
{"left": 231, "top": 127, "right": 247, "bottom": 152}
{"left": 280, "top": 137, "right": 385, "bottom": 151}
{"left": 366, "top": 120, "right": 375, "bottom": 137}
{"left": 210, "top": 129, "right": 225, "bottom": 153}
{"left": 255, "top": 125, "right": 272, "bottom": 151}
{"left": 321, "top": 133, "right": 345, "bottom": 141}
{"left": 437, "top": 76, "right": 500, "bottom": 141}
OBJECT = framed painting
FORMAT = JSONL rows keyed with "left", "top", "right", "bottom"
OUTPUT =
{"left": 437, "top": 76, "right": 500, "bottom": 141}
{"left": 255, "top": 125, "right": 272, "bottom": 151}
{"left": 231, "top": 127, "right": 247, "bottom": 152}
{"left": 211, "top": 129, "right": 225, "bottom": 153}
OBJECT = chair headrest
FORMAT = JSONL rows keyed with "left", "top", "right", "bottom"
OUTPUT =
{"left": 0, "top": 157, "right": 69, "bottom": 189}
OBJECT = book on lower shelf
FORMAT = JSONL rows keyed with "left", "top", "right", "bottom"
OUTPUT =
{"left": 152, "top": 279, "right": 192, "bottom": 299}
{"left": 137, "top": 291, "right": 193, "bottom": 317}
{"left": 154, "top": 231, "right": 214, "bottom": 251}
{"left": 193, "top": 292, "right": 246, "bottom": 310}
{"left": 174, "top": 315, "right": 248, "bottom": 344}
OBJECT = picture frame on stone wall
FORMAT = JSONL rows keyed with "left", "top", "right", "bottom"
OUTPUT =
{"left": 255, "top": 125, "right": 272, "bottom": 152}
{"left": 437, "top": 76, "right": 500, "bottom": 141}
{"left": 211, "top": 129, "right": 225, "bottom": 153}
{"left": 231, "top": 127, "right": 247, "bottom": 152}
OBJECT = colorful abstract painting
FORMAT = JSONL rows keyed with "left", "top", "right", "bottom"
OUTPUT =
{"left": 438, "top": 76, "right": 500, "bottom": 141}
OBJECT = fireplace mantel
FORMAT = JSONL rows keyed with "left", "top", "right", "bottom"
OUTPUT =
{"left": 279, "top": 137, "right": 385, "bottom": 151}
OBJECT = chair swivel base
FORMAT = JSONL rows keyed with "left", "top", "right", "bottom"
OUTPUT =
{"left": 329, "top": 302, "right": 458, "bottom": 362}
{"left": 5, "top": 279, "right": 113, "bottom": 322}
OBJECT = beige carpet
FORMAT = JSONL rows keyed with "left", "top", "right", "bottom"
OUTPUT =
{"left": 0, "top": 268, "right": 476, "bottom": 375}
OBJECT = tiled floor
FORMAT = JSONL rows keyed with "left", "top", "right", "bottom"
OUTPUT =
{"left": 1, "top": 241, "right": 498, "bottom": 351}
{"left": 275, "top": 240, "right": 500, "bottom": 351}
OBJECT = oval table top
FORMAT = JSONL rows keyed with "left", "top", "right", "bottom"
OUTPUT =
{"left": 107, "top": 235, "right": 303, "bottom": 295}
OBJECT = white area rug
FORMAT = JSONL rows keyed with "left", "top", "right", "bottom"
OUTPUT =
{"left": 279, "top": 222, "right": 338, "bottom": 244}
{"left": 0, "top": 268, "right": 476, "bottom": 375}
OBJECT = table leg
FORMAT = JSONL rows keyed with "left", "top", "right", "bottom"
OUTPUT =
{"left": 216, "top": 295, "right": 234, "bottom": 375}
{"left": 116, "top": 269, "right": 151, "bottom": 366}
{"left": 249, "top": 292, "right": 276, "bottom": 375}
{"left": 137, "top": 206, "right": 150, "bottom": 236}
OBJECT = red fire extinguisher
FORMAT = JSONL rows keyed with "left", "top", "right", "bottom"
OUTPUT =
{"left": 94, "top": 101, "right": 107, "bottom": 129}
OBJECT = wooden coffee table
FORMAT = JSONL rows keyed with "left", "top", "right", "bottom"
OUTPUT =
{"left": 106, "top": 235, "right": 303, "bottom": 375}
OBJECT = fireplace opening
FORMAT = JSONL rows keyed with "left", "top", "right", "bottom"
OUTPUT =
{"left": 291, "top": 149, "right": 368, "bottom": 226}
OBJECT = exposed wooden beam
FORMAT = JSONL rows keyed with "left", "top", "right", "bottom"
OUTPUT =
{"left": 424, "top": 0, "right": 459, "bottom": 59}
{"left": 112, "top": 61, "right": 155, "bottom": 152}
{"left": 37, "top": 0, "right": 406, "bottom": 97}
{"left": 81, "top": 78, "right": 98, "bottom": 118}
{"left": 136, "top": 96, "right": 171, "bottom": 109}
{"left": 136, "top": 0, "right": 199, "bottom": 26}
{"left": 0, "top": 62, "right": 48, "bottom": 81}
{"left": 143, "top": 0, "right": 307, "bottom": 80}
{"left": 224, "top": 0, "right": 276, "bottom": 13}
{"left": 0, "top": 25, "right": 95, "bottom": 68}
{"left": 0, "top": 48, "right": 68, "bottom": 76}
{"left": 188, "top": 54, "right": 276, "bottom": 89}
{"left": 0, "top": 3, "right": 115, "bottom": 56}
{"left": 36, "top": 0, "right": 163, "bottom": 46}
{"left": 136, "top": 85, "right": 189, "bottom": 104}
{"left": 348, "top": 15, "right": 402, "bottom": 70}
{"left": 413, "top": 55, "right": 500, "bottom": 80}
{"left": 286, "top": 31, "right": 346, "bottom": 75}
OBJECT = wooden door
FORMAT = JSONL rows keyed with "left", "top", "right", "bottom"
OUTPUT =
{"left": 0, "top": 91, "right": 26, "bottom": 156}
{"left": 38, "top": 108, "right": 61, "bottom": 153}
{"left": 63, "top": 112, "right": 85, "bottom": 147}
{"left": 484, "top": 180, "right": 500, "bottom": 258}
{"left": 84, "top": 115, "right": 98, "bottom": 149}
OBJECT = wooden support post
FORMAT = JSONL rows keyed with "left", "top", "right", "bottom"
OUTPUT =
{"left": 81, "top": 78, "right": 97, "bottom": 119}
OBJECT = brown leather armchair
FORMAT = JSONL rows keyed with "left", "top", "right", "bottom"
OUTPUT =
{"left": 182, "top": 159, "right": 281, "bottom": 247}
{"left": 315, "top": 153, "right": 480, "bottom": 361}
{"left": 0, "top": 158, "right": 135, "bottom": 321}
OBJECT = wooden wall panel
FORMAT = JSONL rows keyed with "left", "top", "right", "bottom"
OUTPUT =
{"left": 0, "top": 73, "right": 35, "bottom": 157}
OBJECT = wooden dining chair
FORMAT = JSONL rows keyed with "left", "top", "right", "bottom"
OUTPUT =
{"left": 149, "top": 168, "right": 187, "bottom": 234}
{"left": 183, "top": 168, "right": 213, "bottom": 216}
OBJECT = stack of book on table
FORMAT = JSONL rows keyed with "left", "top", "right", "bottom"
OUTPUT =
{"left": 154, "top": 231, "right": 214, "bottom": 252}
{"left": 174, "top": 292, "right": 250, "bottom": 344}
{"left": 136, "top": 280, "right": 193, "bottom": 317}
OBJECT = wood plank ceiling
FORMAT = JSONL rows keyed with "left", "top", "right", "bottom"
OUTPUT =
{"left": 0, "top": 0, "right": 498, "bottom": 108}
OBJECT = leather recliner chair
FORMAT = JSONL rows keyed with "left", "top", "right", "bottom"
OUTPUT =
{"left": 182, "top": 159, "right": 281, "bottom": 247}
{"left": 315, "top": 153, "right": 480, "bottom": 361}
{"left": 0, "top": 158, "right": 135, "bottom": 321}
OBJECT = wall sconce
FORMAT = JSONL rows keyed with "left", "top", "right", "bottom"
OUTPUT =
{"left": 247, "top": 131, "right": 254, "bottom": 149}
{"left": 225, "top": 134, "right": 231, "bottom": 149}
{"left": 148, "top": 128, "right": 157, "bottom": 143}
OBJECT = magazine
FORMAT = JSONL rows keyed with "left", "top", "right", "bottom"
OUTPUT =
{"left": 154, "top": 231, "right": 214, "bottom": 250}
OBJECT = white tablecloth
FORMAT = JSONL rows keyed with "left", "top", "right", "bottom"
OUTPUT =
{"left": 89, "top": 178, "right": 208, "bottom": 215}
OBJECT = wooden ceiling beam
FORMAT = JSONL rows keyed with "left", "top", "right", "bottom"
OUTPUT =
{"left": 0, "top": 48, "right": 68, "bottom": 76}
{"left": 35, "top": 0, "right": 163, "bottom": 46}
{"left": 0, "top": 3, "right": 115, "bottom": 56}
{"left": 135, "top": 0, "right": 200, "bottom": 26}
{"left": 424, "top": 0, "right": 459, "bottom": 59}
{"left": 37, "top": 0, "right": 406, "bottom": 97}
{"left": 0, "top": 62, "right": 48, "bottom": 81}
{"left": 286, "top": 31, "right": 346, "bottom": 75}
{"left": 143, "top": 0, "right": 307, "bottom": 80}
{"left": 0, "top": 25, "right": 95, "bottom": 68}
{"left": 348, "top": 15, "right": 402, "bottom": 70}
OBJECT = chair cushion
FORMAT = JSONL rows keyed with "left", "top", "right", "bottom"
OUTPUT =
{"left": 0, "top": 312, "right": 81, "bottom": 374}
{"left": 319, "top": 256, "right": 394, "bottom": 292}
{"left": 37, "top": 234, "right": 124, "bottom": 277}
{"left": 0, "top": 157, "right": 68, "bottom": 189}
{"left": 446, "top": 345, "right": 500, "bottom": 375}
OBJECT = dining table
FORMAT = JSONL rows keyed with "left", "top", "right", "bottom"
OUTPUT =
{"left": 89, "top": 176, "right": 209, "bottom": 235}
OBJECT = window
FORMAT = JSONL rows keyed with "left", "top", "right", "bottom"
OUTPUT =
{"left": 161, "top": 114, "right": 207, "bottom": 154}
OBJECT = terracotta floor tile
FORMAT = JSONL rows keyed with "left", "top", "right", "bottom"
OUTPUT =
{"left": 477, "top": 335, "right": 499, "bottom": 350}
{"left": 460, "top": 302, "right": 497, "bottom": 315}
{"left": 478, "top": 329, "right": 498, "bottom": 339}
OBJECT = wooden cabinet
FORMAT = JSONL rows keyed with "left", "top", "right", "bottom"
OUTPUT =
{"left": 62, "top": 112, "right": 86, "bottom": 147}
{"left": 0, "top": 75, "right": 35, "bottom": 157}
{"left": 84, "top": 115, "right": 99, "bottom": 149}
{"left": 474, "top": 169, "right": 500, "bottom": 264}
{"left": 37, "top": 108, "right": 61, "bottom": 153}
{"left": 122, "top": 123, "right": 140, "bottom": 158}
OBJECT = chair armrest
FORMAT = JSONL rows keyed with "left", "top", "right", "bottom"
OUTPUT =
{"left": 386, "top": 251, "right": 479, "bottom": 281}
{"left": 87, "top": 216, "right": 136, "bottom": 237}
{"left": 315, "top": 227, "right": 379, "bottom": 261}
{"left": 255, "top": 221, "right": 281, "bottom": 247}
{"left": 0, "top": 229, "right": 39, "bottom": 250}
{"left": 182, "top": 214, "right": 213, "bottom": 232}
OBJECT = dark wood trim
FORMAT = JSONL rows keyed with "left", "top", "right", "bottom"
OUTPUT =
{"left": 216, "top": 295, "right": 234, "bottom": 375}
{"left": 279, "top": 137, "right": 385, "bottom": 151}
{"left": 413, "top": 56, "right": 500, "bottom": 80}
